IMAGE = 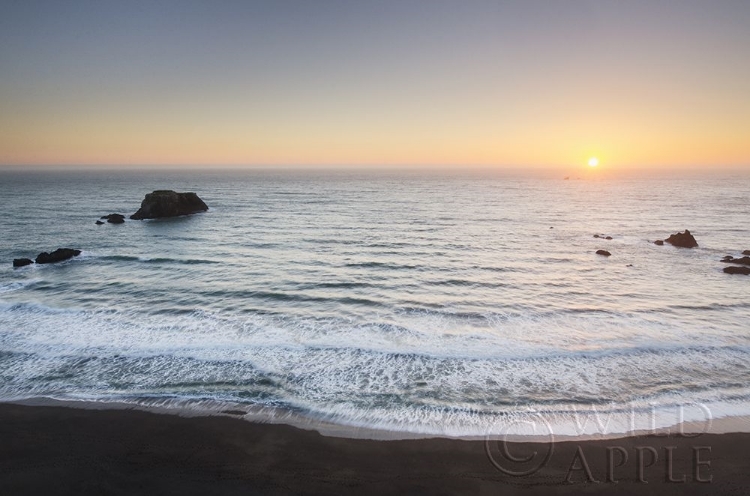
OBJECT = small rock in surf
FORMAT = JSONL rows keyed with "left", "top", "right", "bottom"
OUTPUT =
{"left": 100, "top": 213, "right": 125, "bottom": 224}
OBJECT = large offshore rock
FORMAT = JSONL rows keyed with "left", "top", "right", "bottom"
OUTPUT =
{"left": 130, "top": 190, "right": 208, "bottom": 220}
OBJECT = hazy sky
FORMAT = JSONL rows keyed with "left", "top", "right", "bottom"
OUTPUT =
{"left": 1, "top": 0, "right": 749, "bottom": 170}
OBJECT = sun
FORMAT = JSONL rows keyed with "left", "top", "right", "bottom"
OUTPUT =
{"left": 588, "top": 157, "right": 599, "bottom": 167}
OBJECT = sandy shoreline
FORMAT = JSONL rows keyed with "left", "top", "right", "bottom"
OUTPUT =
{"left": 7, "top": 396, "right": 750, "bottom": 441}
{"left": 1, "top": 402, "right": 749, "bottom": 495}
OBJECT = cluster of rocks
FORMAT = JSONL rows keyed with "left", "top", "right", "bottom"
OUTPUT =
{"left": 593, "top": 229, "right": 748, "bottom": 277}
{"left": 721, "top": 252, "right": 750, "bottom": 275}
{"left": 13, "top": 248, "right": 82, "bottom": 267}
{"left": 13, "top": 191, "right": 208, "bottom": 268}
{"left": 595, "top": 230, "right": 698, "bottom": 257}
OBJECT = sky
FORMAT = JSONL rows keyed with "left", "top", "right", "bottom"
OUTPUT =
{"left": 1, "top": 0, "right": 749, "bottom": 171}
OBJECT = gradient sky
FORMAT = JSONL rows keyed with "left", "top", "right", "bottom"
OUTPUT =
{"left": 1, "top": 0, "right": 749, "bottom": 170}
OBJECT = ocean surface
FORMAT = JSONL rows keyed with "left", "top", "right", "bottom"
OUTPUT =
{"left": 1, "top": 169, "right": 749, "bottom": 437}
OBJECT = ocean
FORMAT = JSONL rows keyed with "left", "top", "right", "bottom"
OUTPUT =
{"left": 1, "top": 169, "right": 749, "bottom": 438}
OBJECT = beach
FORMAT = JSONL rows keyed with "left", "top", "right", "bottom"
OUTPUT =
{"left": 1, "top": 403, "right": 749, "bottom": 495}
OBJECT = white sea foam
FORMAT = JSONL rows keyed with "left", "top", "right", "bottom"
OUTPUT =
{"left": 1, "top": 302, "right": 750, "bottom": 437}
{"left": 0, "top": 279, "right": 41, "bottom": 294}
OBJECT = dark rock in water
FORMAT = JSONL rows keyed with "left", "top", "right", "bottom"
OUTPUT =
{"left": 654, "top": 240, "right": 664, "bottom": 246}
{"left": 596, "top": 250, "right": 611, "bottom": 256}
{"left": 724, "top": 266, "right": 750, "bottom": 275}
{"left": 130, "top": 190, "right": 208, "bottom": 220}
{"left": 35, "top": 248, "right": 81, "bottom": 265}
{"left": 665, "top": 230, "right": 698, "bottom": 248}
{"left": 743, "top": 250, "right": 750, "bottom": 256}
{"left": 100, "top": 213, "right": 125, "bottom": 224}
{"left": 13, "top": 258, "right": 33, "bottom": 267}
{"left": 95, "top": 220, "right": 104, "bottom": 225}
{"left": 593, "top": 234, "right": 601, "bottom": 238}
{"left": 721, "top": 256, "right": 750, "bottom": 266}
{"left": 605, "top": 236, "right": 613, "bottom": 240}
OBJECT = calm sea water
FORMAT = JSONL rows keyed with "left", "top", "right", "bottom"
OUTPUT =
{"left": 1, "top": 169, "right": 749, "bottom": 436}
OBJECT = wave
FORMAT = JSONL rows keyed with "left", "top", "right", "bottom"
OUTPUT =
{"left": 2, "top": 260, "right": 750, "bottom": 438}
{"left": 98, "top": 254, "right": 220, "bottom": 265}
{"left": 345, "top": 261, "right": 421, "bottom": 270}
{"left": 2, "top": 302, "right": 750, "bottom": 431}
{"left": 0, "top": 279, "right": 41, "bottom": 294}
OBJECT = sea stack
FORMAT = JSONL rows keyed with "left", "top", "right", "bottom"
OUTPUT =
{"left": 130, "top": 190, "right": 208, "bottom": 220}
{"left": 664, "top": 230, "right": 698, "bottom": 248}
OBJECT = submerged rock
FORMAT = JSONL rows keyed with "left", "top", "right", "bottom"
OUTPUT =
{"left": 665, "top": 230, "right": 698, "bottom": 248}
{"left": 100, "top": 213, "right": 125, "bottom": 224}
{"left": 35, "top": 248, "right": 81, "bottom": 265}
{"left": 724, "top": 266, "right": 750, "bottom": 275}
{"left": 654, "top": 240, "right": 664, "bottom": 246}
{"left": 13, "top": 258, "right": 33, "bottom": 267}
{"left": 743, "top": 250, "right": 750, "bottom": 256}
{"left": 130, "top": 190, "right": 208, "bottom": 220}
{"left": 596, "top": 250, "right": 611, "bottom": 256}
{"left": 95, "top": 220, "right": 104, "bottom": 225}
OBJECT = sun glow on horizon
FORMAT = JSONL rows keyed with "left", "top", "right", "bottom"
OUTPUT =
{"left": 1, "top": 3, "right": 750, "bottom": 170}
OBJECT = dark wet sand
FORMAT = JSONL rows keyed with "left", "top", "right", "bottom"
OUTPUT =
{"left": 1, "top": 403, "right": 748, "bottom": 495}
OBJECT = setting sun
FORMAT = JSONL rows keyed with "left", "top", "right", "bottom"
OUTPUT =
{"left": 588, "top": 157, "right": 599, "bottom": 167}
